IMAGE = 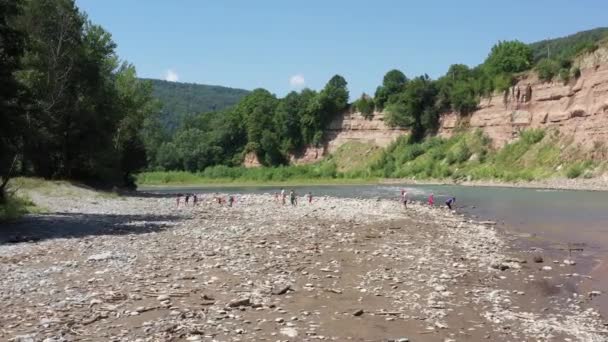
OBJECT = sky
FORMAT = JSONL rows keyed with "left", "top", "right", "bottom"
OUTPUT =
{"left": 76, "top": 0, "right": 608, "bottom": 97}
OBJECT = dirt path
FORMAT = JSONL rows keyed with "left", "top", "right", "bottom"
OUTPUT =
{"left": 1, "top": 189, "right": 607, "bottom": 341}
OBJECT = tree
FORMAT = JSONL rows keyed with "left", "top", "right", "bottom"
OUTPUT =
{"left": 354, "top": 94, "right": 375, "bottom": 119}
{"left": 484, "top": 40, "right": 533, "bottom": 74}
{"left": 385, "top": 75, "right": 438, "bottom": 141}
{"left": 274, "top": 91, "right": 304, "bottom": 153}
{"left": 0, "top": 0, "right": 27, "bottom": 202}
{"left": 232, "top": 88, "right": 279, "bottom": 163}
{"left": 375, "top": 69, "right": 407, "bottom": 110}
{"left": 322, "top": 74, "right": 349, "bottom": 114}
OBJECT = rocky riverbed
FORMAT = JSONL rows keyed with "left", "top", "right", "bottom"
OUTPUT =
{"left": 1, "top": 186, "right": 607, "bottom": 341}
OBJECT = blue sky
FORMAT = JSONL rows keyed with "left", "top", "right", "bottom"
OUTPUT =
{"left": 76, "top": 0, "right": 607, "bottom": 97}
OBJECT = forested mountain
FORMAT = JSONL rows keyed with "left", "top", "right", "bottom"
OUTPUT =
{"left": 143, "top": 79, "right": 249, "bottom": 132}
{"left": 529, "top": 27, "right": 608, "bottom": 62}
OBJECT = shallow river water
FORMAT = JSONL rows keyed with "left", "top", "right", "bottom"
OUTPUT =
{"left": 141, "top": 183, "right": 608, "bottom": 313}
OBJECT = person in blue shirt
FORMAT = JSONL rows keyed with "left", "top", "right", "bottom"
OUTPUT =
{"left": 445, "top": 196, "right": 456, "bottom": 210}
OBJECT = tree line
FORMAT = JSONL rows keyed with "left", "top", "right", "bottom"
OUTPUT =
{"left": 1, "top": 0, "right": 159, "bottom": 201}
{"left": 152, "top": 39, "right": 543, "bottom": 171}
{"left": 148, "top": 75, "right": 349, "bottom": 171}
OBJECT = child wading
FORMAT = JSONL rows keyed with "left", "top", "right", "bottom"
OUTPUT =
{"left": 307, "top": 192, "right": 313, "bottom": 204}
{"left": 428, "top": 193, "right": 434, "bottom": 206}
{"left": 228, "top": 195, "right": 234, "bottom": 207}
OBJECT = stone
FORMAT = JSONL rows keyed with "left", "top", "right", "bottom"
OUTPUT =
{"left": 533, "top": 256, "right": 543, "bottom": 263}
{"left": 272, "top": 285, "right": 292, "bottom": 295}
{"left": 542, "top": 266, "right": 552, "bottom": 271}
{"left": 280, "top": 327, "right": 298, "bottom": 337}
{"left": 275, "top": 317, "right": 285, "bottom": 323}
{"left": 228, "top": 298, "right": 251, "bottom": 307}
{"left": 353, "top": 309, "right": 364, "bottom": 316}
{"left": 156, "top": 294, "right": 170, "bottom": 301}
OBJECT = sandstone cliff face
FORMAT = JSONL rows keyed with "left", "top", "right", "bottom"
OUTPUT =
{"left": 290, "top": 111, "right": 407, "bottom": 165}
{"left": 440, "top": 52, "right": 608, "bottom": 150}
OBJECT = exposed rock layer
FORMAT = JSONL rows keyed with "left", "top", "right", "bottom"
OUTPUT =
{"left": 440, "top": 49, "right": 608, "bottom": 150}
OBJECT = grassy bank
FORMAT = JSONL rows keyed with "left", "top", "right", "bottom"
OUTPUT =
{"left": 136, "top": 129, "right": 606, "bottom": 187}
{"left": 0, "top": 194, "right": 38, "bottom": 222}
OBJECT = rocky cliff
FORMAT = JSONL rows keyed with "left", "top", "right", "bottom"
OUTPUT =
{"left": 440, "top": 46, "right": 608, "bottom": 151}
{"left": 290, "top": 111, "right": 407, "bottom": 165}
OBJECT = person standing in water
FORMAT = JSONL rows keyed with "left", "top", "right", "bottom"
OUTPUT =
{"left": 176, "top": 193, "right": 182, "bottom": 208}
{"left": 290, "top": 190, "right": 297, "bottom": 206}
{"left": 428, "top": 193, "right": 434, "bottom": 206}
{"left": 445, "top": 196, "right": 456, "bottom": 210}
{"left": 228, "top": 195, "right": 234, "bottom": 207}
{"left": 281, "top": 188, "right": 286, "bottom": 205}
{"left": 307, "top": 192, "right": 313, "bottom": 204}
{"left": 193, "top": 194, "right": 198, "bottom": 206}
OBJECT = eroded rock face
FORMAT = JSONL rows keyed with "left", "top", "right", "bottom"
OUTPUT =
{"left": 439, "top": 60, "right": 608, "bottom": 150}
{"left": 326, "top": 111, "right": 407, "bottom": 153}
{"left": 290, "top": 111, "right": 408, "bottom": 165}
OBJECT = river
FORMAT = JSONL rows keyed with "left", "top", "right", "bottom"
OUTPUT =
{"left": 140, "top": 183, "right": 608, "bottom": 313}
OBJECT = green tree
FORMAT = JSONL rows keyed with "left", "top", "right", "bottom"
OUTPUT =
{"left": 274, "top": 91, "right": 305, "bottom": 153}
{"left": 232, "top": 89, "right": 279, "bottom": 164}
{"left": 484, "top": 40, "right": 533, "bottom": 74}
{"left": 374, "top": 69, "right": 407, "bottom": 110}
{"left": 385, "top": 75, "right": 438, "bottom": 140}
{"left": 354, "top": 94, "right": 375, "bottom": 119}
{"left": 0, "top": 0, "right": 27, "bottom": 202}
{"left": 322, "top": 74, "right": 349, "bottom": 114}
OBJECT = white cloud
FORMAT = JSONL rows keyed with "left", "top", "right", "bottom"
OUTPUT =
{"left": 164, "top": 69, "right": 179, "bottom": 82}
{"left": 289, "top": 74, "right": 305, "bottom": 89}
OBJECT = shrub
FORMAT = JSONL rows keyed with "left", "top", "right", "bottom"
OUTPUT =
{"left": 535, "top": 58, "right": 560, "bottom": 82}
{"left": 559, "top": 68, "right": 571, "bottom": 83}
{"left": 572, "top": 67, "right": 581, "bottom": 79}
{"left": 520, "top": 129, "right": 545, "bottom": 144}
{"left": 355, "top": 95, "right": 375, "bottom": 119}
{"left": 566, "top": 164, "right": 583, "bottom": 178}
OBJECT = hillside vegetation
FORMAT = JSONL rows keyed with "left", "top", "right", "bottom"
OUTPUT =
{"left": 142, "top": 27, "right": 608, "bottom": 176}
{"left": 138, "top": 128, "right": 606, "bottom": 186}
{"left": 144, "top": 79, "right": 249, "bottom": 133}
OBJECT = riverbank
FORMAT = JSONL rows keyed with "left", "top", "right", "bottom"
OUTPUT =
{"left": 381, "top": 176, "right": 608, "bottom": 192}
{"left": 1, "top": 185, "right": 607, "bottom": 341}
{"left": 137, "top": 173, "right": 608, "bottom": 192}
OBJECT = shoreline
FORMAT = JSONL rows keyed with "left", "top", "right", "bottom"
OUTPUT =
{"left": 136, "top": 176, "right": 608, "bottom": 192}
{"left": 1, "top": 186, "right": 606, "bottom": 340}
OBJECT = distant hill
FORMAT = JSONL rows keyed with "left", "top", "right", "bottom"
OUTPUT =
{"left": 143, "top": 79, "right": 250, "bottom": 132}
{"left": 529, "top": 27, "right": 608, "bottom": 62}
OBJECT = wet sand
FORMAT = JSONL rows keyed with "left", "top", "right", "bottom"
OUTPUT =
{"left": 1, "top": 186, "right": 607, "bottom": 341}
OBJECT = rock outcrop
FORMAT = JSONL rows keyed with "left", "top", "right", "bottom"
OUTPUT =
{"left": 290, "top": 111, "right": 407, "bottom": 165}
{"left": 440, "top": 47, "right": 608, "bottom": 150}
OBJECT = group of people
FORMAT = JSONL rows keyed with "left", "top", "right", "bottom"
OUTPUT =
{"left": 176, "top": 193, "right": 198, "bottom": 207}
{"left": 274, "top": 188, "right": 313, "bottom": 206}
{"left": 399, "top": 189, "right": 456, "bottom": 210}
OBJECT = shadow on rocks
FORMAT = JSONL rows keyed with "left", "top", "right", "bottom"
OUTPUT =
{"left": 0, "top": 212, "right": 181, "bottom": 244}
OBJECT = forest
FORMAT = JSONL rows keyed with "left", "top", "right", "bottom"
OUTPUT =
{"left": 1, "top": 0, "right": 158, "bottom": 201}
{"left": 144, "top": 79, "right": 249, "bottom": 133}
